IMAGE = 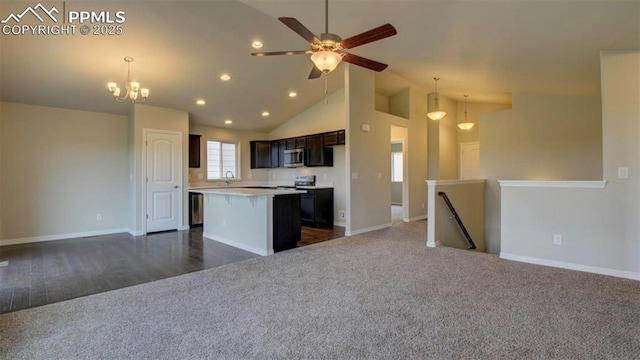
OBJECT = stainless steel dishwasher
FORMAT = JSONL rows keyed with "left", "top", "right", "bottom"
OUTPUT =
{"left": 189, "top": 192, "right": 203, "bottom": 227}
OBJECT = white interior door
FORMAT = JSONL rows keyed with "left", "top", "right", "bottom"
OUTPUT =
{"left": 460, "top": 142, "right": 480, "bottom": 180}
{"left": 146, "top": 131, "right": 181, "bottom": 233}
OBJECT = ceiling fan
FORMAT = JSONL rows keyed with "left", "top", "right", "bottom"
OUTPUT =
{"left": 251, "top": 0, "right": 397, "bottom": 79}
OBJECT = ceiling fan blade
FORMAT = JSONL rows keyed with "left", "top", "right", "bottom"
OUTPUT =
{"left": 342, "top": 53, "right": 388, "bottom": 72}
{"left": 279, "top": 17, "right": 321, "bottom": 45}
{"left": 340, "top": 23, "right": 397, "bottom": 49}
{"left": 251, "top": 50, "right": 311, "bottom": 56}
{"left": 308, "top": 66, "right": 323, "bottom": 79}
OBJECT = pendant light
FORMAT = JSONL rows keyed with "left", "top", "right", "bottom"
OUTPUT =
{"left": 458, "top": 94, "right": 474, "bottom": 130}
{"left": 427, "top": 77, "right": 446, "bottom": 120}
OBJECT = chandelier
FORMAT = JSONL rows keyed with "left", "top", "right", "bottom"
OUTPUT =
{"left": 107, "top": 57, "right": 149, "bottom": 103}
{"left": 458, "top": 94, "right": 474, "bottom": 130}
{"left": 427, "top": 77, "right": 446, "bottom": 120}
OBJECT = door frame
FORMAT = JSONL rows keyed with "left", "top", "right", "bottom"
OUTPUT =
{"left": 142, "top": 128, "right": 184, "bottom": 235}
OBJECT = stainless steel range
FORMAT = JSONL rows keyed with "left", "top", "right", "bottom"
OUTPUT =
{"left": 294, "top": 175, "right": 316, "bottom": 188}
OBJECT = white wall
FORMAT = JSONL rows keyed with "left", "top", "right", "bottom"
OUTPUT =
{"left": 480, "top": 93, "right": 603, "bottom": 253}
{"left": 0, "top": 102, "right": 129, "bottom": 243}
{"left": 188, "top": 124, "right": 269, "bottom": 186}
{"left": 267, "top": 88, "right": 346, "bottom": 225}
{"left": 130, "top": 104, "right": 189, "bottom": 235}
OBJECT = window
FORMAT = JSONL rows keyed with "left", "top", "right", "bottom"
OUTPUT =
{"left": 391, "top": 151, "right": 403, "bottom": 182}
{"left": 207, "top": 140, "right": 238, "bottom": 180}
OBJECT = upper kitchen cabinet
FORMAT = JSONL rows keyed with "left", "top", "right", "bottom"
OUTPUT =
{"left": 322, "top": 130, "right": 345, "bottom": 146}
{"left": 189, "top": 134, "right": 201, "bottom": 168}
{"left": 250, "top": 141, "right": 272, "bottom": 168}
{"left": 306, "top": 134, "right": 333, "bottom": 167}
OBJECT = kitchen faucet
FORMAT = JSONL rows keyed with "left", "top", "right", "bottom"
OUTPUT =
{"left": 224, "top": 171, "right": 235, "bottom": 186}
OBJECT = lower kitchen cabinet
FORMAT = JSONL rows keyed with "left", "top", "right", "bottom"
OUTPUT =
{"left": 300, "top": 188, "right": 333, "bottom": 228}
{"left": 273, "top": 194, "right": 302, "bottom": 252}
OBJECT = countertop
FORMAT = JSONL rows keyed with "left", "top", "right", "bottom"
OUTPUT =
{"left": 188, "top": 183, "right": 334, "bottom": 190}
{"left": 194, "top": 188, "right": 307, "bottom": 197}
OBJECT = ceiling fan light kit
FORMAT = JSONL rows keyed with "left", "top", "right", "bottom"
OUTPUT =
{"left": 107, "top": 57, "right": 149, "bottom": 103}
{"left": 458, "top": 94, "right": 474, "bottom": 130}
{"left": 427, "top": 77, "right": 446, "bottom": 120}
{"left": 251, "top": 0, "right": 397, "bottom": 79}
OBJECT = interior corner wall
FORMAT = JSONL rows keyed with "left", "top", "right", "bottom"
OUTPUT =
{"left": 427, "top": 93, "right": 458, "bottom": 180}
{"left": 438, "top": 95, "right": 459, "bottom": 180}
{"left": 0, "top": 102, "right": 4, "bottom": 239}
{"left": 480, "top": 93, "right": 603, "bottom": 253}
{"left": 0, "top": 102, "right": 129, "bottom": 242}
{"left": 131, "top": 104, "right": 189, "bottom": 235}
{"left": 345, "top": 65, "right": 393, "bottom": 234}
{"left": 600, "top": 50, "right": 639, "bottom": 273}
{"left": 407, "top": 88, "right": 428, "bottom": 220}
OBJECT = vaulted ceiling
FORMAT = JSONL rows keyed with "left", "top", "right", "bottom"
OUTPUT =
{"left": 1, "top": 1, "right": 638, "bottom": 132}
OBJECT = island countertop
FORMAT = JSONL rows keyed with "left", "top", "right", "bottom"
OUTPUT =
{"left": 192, "top": 188, "right": 307, "bottom": 197}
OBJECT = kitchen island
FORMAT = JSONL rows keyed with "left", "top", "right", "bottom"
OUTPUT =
{"left": 192, "top": 188, "right": 306, "bottom": 256}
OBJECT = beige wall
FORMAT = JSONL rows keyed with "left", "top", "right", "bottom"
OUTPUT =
{"left": 130, "top": 104, "right": 189, "bottom": 235}
{"left": 427, "top": 93, "right": 459, "bottom": 180}
{"left": 267, "top": 88, "right": 347, "bottom": 225}
{"left": 600, "top": 50, "right": 639, "bottom": 273}
{"left": 345, "top": 65, "right": 429, "bottom": 234}
{"left": 188, "top": 124, "right": 269, "bottom": 186}
{"left": 0, "top": 102, "right": 129, "bottom": 242}
{"left": 457, "top": 102, "right": 511, "bottom": 144}
{"left": 480, "top": 93, "right": 603, "bottom": 253}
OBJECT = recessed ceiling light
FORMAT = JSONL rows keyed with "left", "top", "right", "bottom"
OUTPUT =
{"left": 220, "top": 73, "right": 231, "bottom": 81}
{"left": 262, "top": 111, "right": 270, "bottom": 117}
{"left": 224, "top": 119, "right": 233, "bottom": 125}
{"left": 252, "top": 40, "right": 263, "bottom": 49}
{"left": 289, "top": 92, "right": 297, "bottom": 98}
{"left": 196, "top": 99, "right": 206, "bottom": 105}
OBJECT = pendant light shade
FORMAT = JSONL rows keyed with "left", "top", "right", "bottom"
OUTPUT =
{"left": 458, "top": 94, "right": 474, "bottom": 130}
{"left": 427, "top": 77, "right": 446, "bottom": 120}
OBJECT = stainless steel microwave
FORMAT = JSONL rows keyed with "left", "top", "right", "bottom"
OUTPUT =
{"left": 284, "top": 148, "right": 305, "bottom": 167}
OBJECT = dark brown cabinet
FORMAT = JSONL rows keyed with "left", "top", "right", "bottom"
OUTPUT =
{"left": 250, "top": 141, "right": 273, "bottom": 168}
{"left": 189, "top": 134, "right": 201, "bottom": 168}
{"left": 306, "top": 134, "right": 333, "bottom": 167}
{"left": 322, "top": 130, "right": 345, "bottom": 146}
{"left": 300, "top": 188, "right": 333, "bottom": 228}
{"left": 249, "top": 130, "right": 343, "bottom": 169}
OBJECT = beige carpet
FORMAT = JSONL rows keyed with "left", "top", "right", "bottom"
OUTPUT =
{"left": 1, "top": 220, "right": 638, "bottom": 359}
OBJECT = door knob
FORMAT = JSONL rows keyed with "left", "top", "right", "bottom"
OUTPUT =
{"left": 173, "top": 185, "right": 180, "bottom": 188}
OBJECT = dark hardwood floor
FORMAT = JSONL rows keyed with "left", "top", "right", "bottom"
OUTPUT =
{"left": 0, "top": 226, "right": 345, "bottom": 314}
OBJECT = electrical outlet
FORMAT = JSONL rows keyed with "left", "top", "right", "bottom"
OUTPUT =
{"left": 352, "top": 172, "right": 358, "bottom": 179}
{"left": 339, "top": 210, "right": 345, "bottom": 219}
{"left": 272, "top": 174, "right": 276, "bottom": 179}
{"left": 96, "top": 213, "right": 103, "bottom": 221}
{"left": 618, "top": 167, "right": 628, "bottom": 179}
{"left": 378, "top": 172, "right": 382, "bottom": 179}
{"left": 553, "top": 234, "right": 562, "bottom": 245}
{"left": 421, "top": 203, "right": 425, "bottom": 209}
{"left": 247, "top": 173, "right": 252, "bottom": 179}
{"left": 197, "top": 173, "right": 204, "bottom": 180}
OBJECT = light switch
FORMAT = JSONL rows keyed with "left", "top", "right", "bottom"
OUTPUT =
{"left": 351, "top": 172, "right": 358, "bottom": 180}
{"left": 618, "top": 167, "right": 628, "bottom": 179}
{"left": 378, "top": 172, "right": 382, "bottom": 179}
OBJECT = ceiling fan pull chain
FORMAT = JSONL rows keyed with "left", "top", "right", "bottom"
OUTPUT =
{"left": 324, "top": 73, "right": 329, "bottom": 104}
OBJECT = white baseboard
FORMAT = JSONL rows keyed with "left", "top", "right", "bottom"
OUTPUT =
{"left": 203, "top": 232, "right": 272, "bottom": 256}
{"left": 0, "top": 228, "right": 130, "bottom": 247}
{"left": 179, "top": 225, "right": 190, "bottom": 231}
{"left": 346, "top": 223, "right": 392, "bottom": 236}
{"left": 407, "top": 214, "right": 427, "bottom": 222}
{"left": 333, "top": 220, "right": 346, "bottom": 227}
{"left": 128, "top": 229, "right": 144, "bottom": 236}
{"left": 500, "top": 252, "right": 640, "bottom": 281}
